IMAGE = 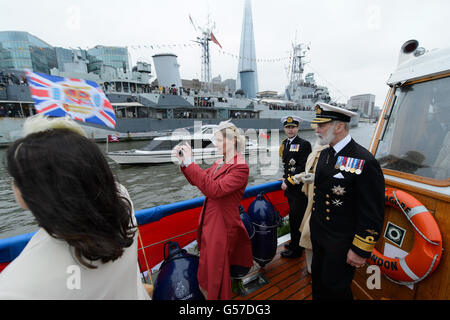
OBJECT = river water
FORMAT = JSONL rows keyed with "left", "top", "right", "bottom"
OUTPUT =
{"left": 0, "top": 123, "right": 377, "bottom": 239}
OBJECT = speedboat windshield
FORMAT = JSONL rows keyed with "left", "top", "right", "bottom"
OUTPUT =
{"left": 141, "top": 139, "right": 177, "bottom": 151}
{"left": 141, "top": 138, "right": 215, "bottom": 151}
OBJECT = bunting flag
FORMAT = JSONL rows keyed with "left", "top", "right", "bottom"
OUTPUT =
{"left": 25, "top": 70, "right": 116, "bottom": 128}
{"left": 25, "top": 43, "right": 290, "bottom": 63}
{"left": 210, "top": 32, "right": 222, "bottom": 49}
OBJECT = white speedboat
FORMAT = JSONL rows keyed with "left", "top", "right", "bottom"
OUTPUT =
{"left": 107, "top": 125, "right": 263, "bottom": 165}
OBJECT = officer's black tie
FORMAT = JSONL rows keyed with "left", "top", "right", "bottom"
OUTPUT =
{"left": 326, "top": 146, "right": 336, "bottom": 164}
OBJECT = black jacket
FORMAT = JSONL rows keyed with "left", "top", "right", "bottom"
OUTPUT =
{"left": 311, "top": 138, "right": 385, "bottom": 258}
{"left": 279, "top": 135, "right": 312, "bottom": 196}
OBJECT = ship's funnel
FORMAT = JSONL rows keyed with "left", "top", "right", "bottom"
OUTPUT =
{"left": 397, "top": 40, "right": 419, "bottom": 66}
{"left": 152, "top": 53, "right": 182, "bottom": 88}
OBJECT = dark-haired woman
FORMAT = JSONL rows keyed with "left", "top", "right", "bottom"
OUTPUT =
{"left": 174, "top": 121, "right": 253, "bottom": 300}
{"left": 0, "top": 115, "right": 150, "bottom": 299}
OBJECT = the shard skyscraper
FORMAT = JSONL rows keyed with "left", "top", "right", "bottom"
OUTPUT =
{"left": 236, "top": 0, "right": 258, "bottom": 98}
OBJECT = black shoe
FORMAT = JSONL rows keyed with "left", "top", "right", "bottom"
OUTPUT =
{"left": 280, "top": 248, "right": 303, "bottom": 259}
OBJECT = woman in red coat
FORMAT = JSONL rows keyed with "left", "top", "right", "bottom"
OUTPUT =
{"left": 174, "top": 121, "right": 253, "bottom": 300}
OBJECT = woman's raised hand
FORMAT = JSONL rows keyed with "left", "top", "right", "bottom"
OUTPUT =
{"left": 173, "top": 142, "right": 193, "bottom": 164}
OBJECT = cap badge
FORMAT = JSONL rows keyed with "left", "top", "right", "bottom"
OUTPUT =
{"left": 316, "top": 106, "right": 322, "bottom": 115}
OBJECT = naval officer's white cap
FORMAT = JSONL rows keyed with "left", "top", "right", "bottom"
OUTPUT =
{"left": 281, "top": 116, "right": 302, "bottom": 127}
{"left": 311, "top": 103, "right": 358, "bottom": 124}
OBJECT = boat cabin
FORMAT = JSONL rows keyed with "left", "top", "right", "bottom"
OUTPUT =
{"left": 352, "top": 40, "right": 449, "bottom": 300}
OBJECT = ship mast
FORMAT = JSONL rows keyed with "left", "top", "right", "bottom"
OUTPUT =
{"left": 189, "top": 13, "right": 215, "bottom": 92}
{"left": 289, "top": 41, "right": 309, "bottom": 85}
{"left": 286, "top": 39, "right": 310, "bottom": 100}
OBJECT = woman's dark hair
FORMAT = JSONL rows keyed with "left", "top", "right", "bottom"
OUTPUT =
{"left": 6, "top": 129, "right": 136, "bottom": 269}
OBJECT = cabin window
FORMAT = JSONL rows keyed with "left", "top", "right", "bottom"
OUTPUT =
{"left": 375, "top": 76, "right": 450, "bottom": 181}
{"left": 137, "top": 107, "right": 149, "bottom": 118}
{"left": 202, "top": 127, "right": 214, "bottom": 135}
{"left": 142, "top": 140, "right": 177, "bottom": 151}
{"left": 175, "top": 139, "right": 214, "bottom": 149}
{"left": 188, "top": 139, "right": 214, "bottom": 149}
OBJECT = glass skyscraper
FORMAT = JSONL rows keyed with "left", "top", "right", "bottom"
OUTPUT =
{"left": 0, "top": 31, "right": 130, "bottom": 76}
{"left": 0, "top": 31, "right": 56, "bottom": 73}
{"left": 87, "top": 45, "right": 130, "bottom": 75}
{"left": 55, "top": 47, "right": 74, "bottom": 72}
{"left": 236, "top": 0, "right": 259, "bottom": 97}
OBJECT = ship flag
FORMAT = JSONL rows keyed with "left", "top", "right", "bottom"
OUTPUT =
{"left": 210, "top": 32, "right": 222, "bottom": 49}
{"left": 107, "top": 134, "right": 120, "bottom": 142}
{"left": 25, "top": 70, "right": 116, "bottom": 128}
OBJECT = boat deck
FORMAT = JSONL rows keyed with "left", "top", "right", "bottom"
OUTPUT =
{"left": 232, "top": 244, "right": 312, "bottom": 300}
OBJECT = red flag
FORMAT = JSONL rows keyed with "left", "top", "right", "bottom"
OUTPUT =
{"left": 108, "top": 134, "right": 120, "bottom": 142}
{"left": 210, "top": 32, "right": 222, "bottom": 49}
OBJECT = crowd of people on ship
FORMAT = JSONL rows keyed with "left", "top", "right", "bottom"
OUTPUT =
{"left": 0, "top": 70, "right": 27, "bottom": 86}
{"left": 268, "top": 103, "right": 314, "bottom": 111}
{"left": 194, "top": 96, "right": 215, "bottom": 107}
{"left": 0, "top": 104, "right": 35, "bottom": 118}
{"left": 230, "top": 111, "right": 257, "bottom": 119}
{"left": 0, "top": 105, "right": 21, "bottom": 117}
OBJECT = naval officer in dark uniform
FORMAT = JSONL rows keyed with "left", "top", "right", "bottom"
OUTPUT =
{"left": 308, "top": 103, "right": 385, "bottom": 300}
{"left": 279, "top": 116, "right": 312, "bottom": 258}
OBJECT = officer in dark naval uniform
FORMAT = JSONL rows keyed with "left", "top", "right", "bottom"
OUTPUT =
{"left": 279, "top": 116, "right": 312, "bottom": 258}
{"left": 308, "top": 103, "right": 385, "bottom": 300}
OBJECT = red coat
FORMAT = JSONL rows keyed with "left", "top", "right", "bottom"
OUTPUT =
{"left": 181, "top": 154, "right": 253, "bottom": 300}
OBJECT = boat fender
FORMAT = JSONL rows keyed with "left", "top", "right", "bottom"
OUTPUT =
{"left": 153, "top": 241, "right": 205, "bottom": 300}
{"left": 247, "top": 193, "right": 282, "bottom": 268}
{"left": 239, "top": 205, "right": 255, "bottom": 240}
{"left": 368, "top": 188, "right": 443, "bottom": 285}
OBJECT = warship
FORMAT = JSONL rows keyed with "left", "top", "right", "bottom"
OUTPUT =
{"left": 0, "top": 40, "right": 358, "bottom": 145}
{"left": 0, "top": 0, "right": 357, "bottom": 144}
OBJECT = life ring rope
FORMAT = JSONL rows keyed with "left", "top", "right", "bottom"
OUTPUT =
{"left": 369, "top": 188, "right": 443, "bottom": 285}
{"left": 392, "top": 190, "right": 440, "bottom": 246}
{"left": 384, "top": 253, "right": 439, "bottom": 286}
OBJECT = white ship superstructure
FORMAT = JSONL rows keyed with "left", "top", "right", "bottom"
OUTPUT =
{"left": 285, "top": 41, "right": 331, "bottom": 108}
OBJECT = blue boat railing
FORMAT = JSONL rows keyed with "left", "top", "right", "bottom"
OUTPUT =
{"left": 0, "top": 180, "right": 282, "bottom": 266}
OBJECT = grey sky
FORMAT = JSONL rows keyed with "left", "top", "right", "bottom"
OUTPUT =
{"left": 1, "top": 0, "right": 450, "bottom": 106}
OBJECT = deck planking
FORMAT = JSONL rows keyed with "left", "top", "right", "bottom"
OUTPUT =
{"left": 232, "top": 244, "right": 312, "bottom": 301}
